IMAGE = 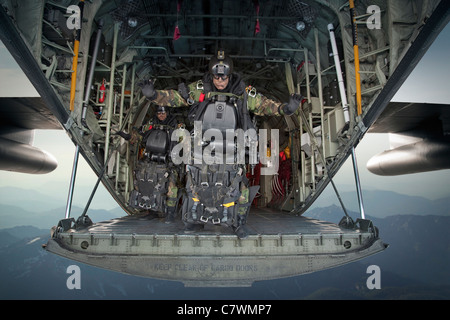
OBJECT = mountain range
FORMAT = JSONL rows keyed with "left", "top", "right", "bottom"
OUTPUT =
{"left": 308, "top": 186, "right": 450, "bottom": 218}
{"left": 0, "top": 187, "right": 449, "bottom": 300}
{"left": 1, "top": 186, "right": 449, "bottom": 230}
{"left": 0, "top": 186, "right": 124, "bottom": 229}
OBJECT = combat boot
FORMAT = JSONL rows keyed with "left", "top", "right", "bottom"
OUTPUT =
{"left": 184, "top": 222, "right": 205, "bottom": 233}
{"left": 233, "top": 214, "right": 249, "bottom": 239}
{"left": 165, "top": 206, "right": 176, "bottom": 224}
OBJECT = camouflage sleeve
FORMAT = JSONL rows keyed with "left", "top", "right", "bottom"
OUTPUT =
{"left": 153, "top": 89, "right": 189, "bottom": 107}
{"left": 247, "top": 93, "right": 284, "bottom": 116}
{"left": 152, "top": 81, "right": 202, "bottom": 107}
{"left": 187, "top": 82, "right": 203, "bottom": 102}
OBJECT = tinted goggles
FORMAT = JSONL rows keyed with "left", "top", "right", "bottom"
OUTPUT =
{"left": 212, "top": 74, "right": 229, "bottom": 81}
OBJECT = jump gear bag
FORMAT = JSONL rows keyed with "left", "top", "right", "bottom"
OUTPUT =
{"left": 129, "top": 161, "right": 171, "bottom": 213}
{"left": 129, "top": 126, "right": 173, "bottom": 213}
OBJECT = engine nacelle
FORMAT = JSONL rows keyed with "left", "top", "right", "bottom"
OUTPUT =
{"left": 367, "top": 138, "right": 450, "bottom": 176}
{"left": 0, "top": 128, "right": 57, "bottom": 174}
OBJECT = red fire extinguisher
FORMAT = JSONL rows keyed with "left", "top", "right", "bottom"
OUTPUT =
{"left": 99, "top": 79, "right": 106, "bottom": 103}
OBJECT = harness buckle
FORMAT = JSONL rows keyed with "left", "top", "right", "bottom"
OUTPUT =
{"left": 246, "top": 86, "right": 257, "bottom": 98}
{"left": 200, "top": 216, "right": 209, "bottom": 223}
{"left": 187, "top": 91, "right": 195, "bottom": 105}
{"left": 201, "top": 181, "right": 209, "bottom": 187}
{"left": 212, "top": 218, "right": 221, "bottom": 224}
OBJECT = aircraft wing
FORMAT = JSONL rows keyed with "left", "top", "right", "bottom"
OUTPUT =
{"left": 0, "top": 97, "right": 62, "bottom": 130}
{"left": 367, "top": 101, "right": 450, "bottom": 175}
{"left": 0, "top": 97, "right": 61, "bottom": 174}
{"left": 369, "top": 101, "right": 450, "bottom": 134}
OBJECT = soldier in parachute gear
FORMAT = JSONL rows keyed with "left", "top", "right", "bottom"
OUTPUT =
{"left": 139, "top": 51, "right": 302, "bottom": 238}
{"left": 128, "top": 105, "right": 181, "bottom": 224}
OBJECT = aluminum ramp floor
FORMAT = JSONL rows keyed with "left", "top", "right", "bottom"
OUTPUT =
{"left": 45, "top": 207, "right": 387, "bottom": 287}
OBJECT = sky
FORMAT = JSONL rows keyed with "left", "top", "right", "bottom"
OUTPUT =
{"left": 0, "top": 22, "right": 450, "bottom": 216}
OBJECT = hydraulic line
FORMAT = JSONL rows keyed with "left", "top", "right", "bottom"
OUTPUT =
{"left": 64, "top": 145, "right": 79, "bottom": 219}
{"left": 351, "top": 146, "right": 366, "bottom": 219}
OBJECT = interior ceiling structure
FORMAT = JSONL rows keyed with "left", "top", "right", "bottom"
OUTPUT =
{"left": 93, "top": 0, "right": 338, "bottom": 100}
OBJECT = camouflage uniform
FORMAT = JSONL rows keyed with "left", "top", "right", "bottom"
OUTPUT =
{"left": 153, "top": 79, "right": 286, "bottom": 116}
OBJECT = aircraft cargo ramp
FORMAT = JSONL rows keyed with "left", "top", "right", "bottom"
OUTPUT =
{"left": 45, "top": 208, "right": 387, "bottom": 287}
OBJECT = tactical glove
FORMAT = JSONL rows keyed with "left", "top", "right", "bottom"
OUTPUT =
{"left": 138, "top": 79, "right": 157, "bottom": 100}
{"left": 283, "top": 93, "right": 303, "bottom": 115}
